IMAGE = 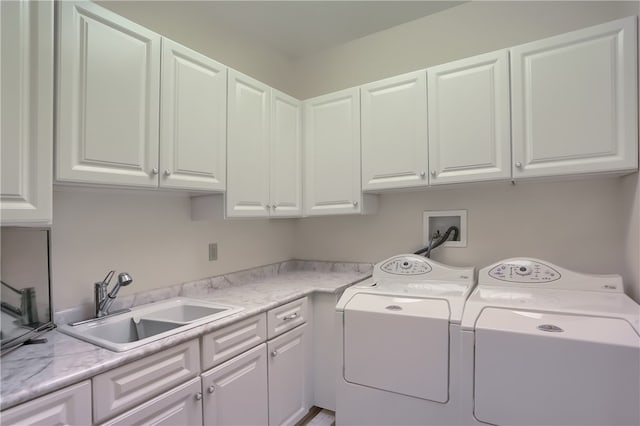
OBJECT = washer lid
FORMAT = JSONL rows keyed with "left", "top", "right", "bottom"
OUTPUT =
{"left": 476, "top": 308, "right": 639, "bottom": 346}
{"left": 461, "top": 286, "right": 640, "bottom": 333}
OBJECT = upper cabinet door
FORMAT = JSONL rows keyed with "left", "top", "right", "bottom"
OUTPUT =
{"left": 1, "top": 0, "right": 53, "bottom": 225}
{"left": 304, "top": 88, "right": 362, "bottom": 216}
{"left": 428, "top": 50, "right": 511, "bottom": 185}
{"left": 227, "top": 70, "right": 271, "bottom": 217}
{"left": 57, "top": 1, "right": 161, "bottom": 187}
{"left": 270, "top": 90, "right": 302, "bottom": 217}
{"left": 361, "top": 71, "right": 429, "bottom": 191}
{"left": 511, "top": 16, "right": 638, "bottom": 179}
{"left": 160, "top": 38, "right": 227, "bottom": 191}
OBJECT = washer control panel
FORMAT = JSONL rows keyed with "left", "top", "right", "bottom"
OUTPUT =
{"left": 489, "top": 260, "right": 561, "bottom": 283}
{"left": 380, "top": 256, "right": 432, "bottom": 275}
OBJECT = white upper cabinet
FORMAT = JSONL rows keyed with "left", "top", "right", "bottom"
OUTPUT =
{"left": 270, "top": 90, "right": 302, "bottom": 217}
{"left": 427, "top": 50, "right": 511, "bottom": 185}
{"left": 226, "top": 70, "right": 271, "bottom": 217}
{"left": 57, "top": 1, "right": 161, "bottom": 187}
{"left": 511, "top": 16, "right": 638, "bottom": 179}
{"left": 0, "top": 0, "right": 53, "bottom": 225}
{"left": 361, "top": 71, "right": 429, "bottom": 191}
{"left": 160, "top": 38, "right": 227, "bottom": 191}
{"left": 304, "top": 88, "right": 377, "bottom": 216}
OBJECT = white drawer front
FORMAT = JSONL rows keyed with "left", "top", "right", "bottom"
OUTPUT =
{"left": 267, "top": 297, "right": 308, "bottom": 339}
{"left": 100, "top": 377, "right": 203, "bottom": 426}
{"left": 1, "top": 381, "right": 91, "bottom": 426}
{"left": 201, "top": 314, "right": 267, "bottom": 371}
{"left": 93, "top": 339, "right": 200, "bottom": 423}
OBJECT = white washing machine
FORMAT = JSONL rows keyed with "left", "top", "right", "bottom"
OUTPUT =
{"left": 460, "top": 258, "right": 640, "bottom": 426}
{"left": 335, "top": 254, "right": 475, "bottom": 425}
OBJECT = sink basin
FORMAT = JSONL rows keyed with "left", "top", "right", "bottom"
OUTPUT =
{"left": 58, "top": 298, "right": 243, "bottom": 352}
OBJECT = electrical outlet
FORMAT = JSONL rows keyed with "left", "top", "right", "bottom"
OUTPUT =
{"left": 208, "top": 243, "right": 218, "bottom": 261}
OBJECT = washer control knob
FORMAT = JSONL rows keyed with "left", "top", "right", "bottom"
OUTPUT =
{"left": 516, "top": 266, "right": 532, "bottom": 276}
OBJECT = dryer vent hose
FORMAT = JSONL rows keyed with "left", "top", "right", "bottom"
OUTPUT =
{"left": 414, "top": 226, "right": 459, "bottom": 258}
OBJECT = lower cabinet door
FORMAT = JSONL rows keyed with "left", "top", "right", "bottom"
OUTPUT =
{"left": 201, "top": 343, "right": 268, "bottom": 426}
{"left": 101, "top": 377, "right": 202, "bottom": 426}
{"left": 268, "top": 324, "right": 308, "bottom": 426}
{"left": 0, "top": 381, "right": 91, "bottom": 426}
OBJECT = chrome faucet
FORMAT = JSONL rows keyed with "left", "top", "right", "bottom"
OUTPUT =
{"left": 95, "top": 271, "right": 133, "bottom": 318}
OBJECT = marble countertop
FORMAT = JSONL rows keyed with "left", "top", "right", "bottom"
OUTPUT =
{"left": 1, "top": 260, "right": 371, "bottom": 411}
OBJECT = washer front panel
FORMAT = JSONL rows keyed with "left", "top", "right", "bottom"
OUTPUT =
{"left": 488, "top": 260, "right": 561, "bottom": 283}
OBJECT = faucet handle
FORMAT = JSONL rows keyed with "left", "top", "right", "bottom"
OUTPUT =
{"left": 101, "top": 270, "right": 115, "bottom": 287}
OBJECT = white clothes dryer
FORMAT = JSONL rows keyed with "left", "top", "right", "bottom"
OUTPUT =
{"left": 460, "top": 258, "right": 640, "bottom": 426}
{"left": 335, "top": 254, "right": 475, "bottom": 425}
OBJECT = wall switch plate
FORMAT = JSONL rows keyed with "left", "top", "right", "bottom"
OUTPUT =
{"left": 209, "top": 243, "right": 218, "bottom": 261}
{"left": 423, "top": 210, "right": 467, "bottom": 248}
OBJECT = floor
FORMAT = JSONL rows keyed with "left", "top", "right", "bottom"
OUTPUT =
{"left": 296, "top": 407, "right": 336, "bottom": 426}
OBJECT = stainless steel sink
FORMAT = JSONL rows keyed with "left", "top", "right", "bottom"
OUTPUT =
{"left": 58, "top": 298, "right": 243, "bottom": 351}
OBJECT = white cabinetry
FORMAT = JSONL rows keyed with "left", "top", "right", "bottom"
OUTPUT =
{"left": 427, "top": 50, "right": 511, "bottom": 185}
{"left": 102, "top": 378, "right": 203, "bottom": 426}
{"left": 511, "top": 16, "right": 637, "bottom": 179}
{"left": 92, "top": 339, "right": 200, "bottom": 423}
{"left": 270, "top": 90, "right": 303, "bottom": 217}
{"left": 0, "top": 0, "right": 53, "bottom": 225}
{"left": 160, "top": 38, "right": 227, "bottom": 191}
{"left": 226, "top": 70, "right": 271, "bottom": 217}
{"left": 227, "top": 70, "right": 302, "bottom": 218}
{"left": 304, "top": 88, "right": 377, "bottom": 216}
{"left": 57, "top": 1, "right": 161, "bottom": 188}
{"left": 268, "top": 324, "right": 309, "bottom": 426}
{"left": 361, "top": 71, "right": 429, "bottom": 191}
{"left": 0, "top": 381, "right": 91, "bottom": 426}
{"left": 201, "top": 344, "right": 269, "bottom": 426}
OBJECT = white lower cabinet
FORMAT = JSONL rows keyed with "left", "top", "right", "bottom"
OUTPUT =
{"left": 0, "top": 381, "right": 91, "bottom": 426}
{"left": 93, "top": 339, "right": 200, "bottom": 423}
{"left": 101, "top": 377, "right": 203, "bottom": 426}
{"left": 268, "top": 324, "right": 309, "bottom": 426}
{"left": 3, "top": 305, "right": 313, "bottom": 426}
{"left": 201, "top": 343, "right": 269, "bottom": 426}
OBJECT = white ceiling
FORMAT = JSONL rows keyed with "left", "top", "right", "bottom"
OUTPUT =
{"left": 127, "top": 1, "right": 465, "bottom": 59}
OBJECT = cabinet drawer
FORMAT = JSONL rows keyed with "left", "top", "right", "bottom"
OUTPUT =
{"left": 201, "top": 314, "right": 267, "bottom": 371}
{"left": 267, "top": 297, "right": 308, "bottom": 339}
{"left": 100, "top": 377, "right": 202, "bottom": 426}
{"left": 1, "top": 381, "right": 91, "bottom": 426}
{"left": 93, "top": 339, "right": 200, "bottom": 423}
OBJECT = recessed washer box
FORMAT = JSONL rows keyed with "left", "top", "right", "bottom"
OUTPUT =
{"left": 423, "top": 209, "right": 467, "bottom": 247}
